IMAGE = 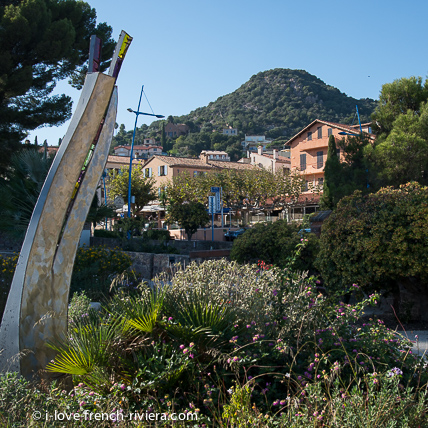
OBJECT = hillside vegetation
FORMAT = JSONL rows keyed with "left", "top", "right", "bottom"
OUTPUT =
{"left": 173, "top": 68, "right": 376, "bottom": 138}
{"left": 113, "top": 68, "right": 377, "bottom": 159}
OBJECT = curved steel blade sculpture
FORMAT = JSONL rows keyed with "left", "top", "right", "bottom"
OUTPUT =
{"left": 0, "top": 31, "right": 132, "bottom": 378}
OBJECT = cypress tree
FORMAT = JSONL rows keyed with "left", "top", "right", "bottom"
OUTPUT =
{"left": 321, "top": 134, "right": 342, "bottom": 209}
{"left": 161, "top": 121, "right": 166, "bottom": 151}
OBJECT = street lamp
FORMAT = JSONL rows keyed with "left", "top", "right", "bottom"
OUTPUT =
{"left": 127, "top": 85, "right": 164, "bottom": 221}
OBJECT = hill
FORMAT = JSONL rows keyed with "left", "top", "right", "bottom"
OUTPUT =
{"left": 172, "top": 68, "right": 377, "bottom": 138}
{"left": 113, "top": 69, "right": 377, "bottom": 159}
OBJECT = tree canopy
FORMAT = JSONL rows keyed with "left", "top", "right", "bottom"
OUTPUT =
{"left": 166, "top": 168, "right": 307, "bottom": 213}
{"left": 107, "top": 164, "right": 156, "bottom": 215}
{"left": 166, "top": 201, "right": 209, "bottom": 241}
{"left": 371, "top": 76, "right": 428, "bottom": 187}
{"left": 0, "top": 0, "right": 115, "bottom": 173}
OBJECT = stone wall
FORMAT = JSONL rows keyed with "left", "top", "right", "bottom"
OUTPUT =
{"left": 90, "top": 237, "right": 233, "bottom": 254}
{"left": 125, "top": 251, "right": 190, "bottom": 280}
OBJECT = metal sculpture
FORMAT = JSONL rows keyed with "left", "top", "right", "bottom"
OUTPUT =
{"left": 0, "top": 31, "right": 132, "bottom": 378}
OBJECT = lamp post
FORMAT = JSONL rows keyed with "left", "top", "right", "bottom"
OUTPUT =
{"left": 127, "top": 85, "right": 164, "bottom": 221}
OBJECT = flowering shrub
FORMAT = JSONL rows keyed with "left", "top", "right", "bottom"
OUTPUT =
{"left": 4, "top": 240, "right": 428, "bottom": 426}
{"left": 41, "top": 253, "right": 428, "bottom": 425}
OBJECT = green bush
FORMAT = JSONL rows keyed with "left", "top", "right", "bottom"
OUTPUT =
{"left": 142, "top": 228, "right": 170, "bottom": 242}
{"left": 316, "top": 182, "right": 428, "bottom": 296}
{"left": 93, "top": 228, "right": 117, "bottom": 238}
{"left": 41, "top": 254, "right": 427, "bottom": 426}
{"left": 230, "top": 220, "right": 319, "bottom": 274}
{"left": 70, "top": 246, "right": 132, "bottom": 301}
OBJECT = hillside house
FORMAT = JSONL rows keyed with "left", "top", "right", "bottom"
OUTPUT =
{"left": 165, "top": 123, "right": 189, "bottom": 138}
{"left": 113, "top": 143, "right": 163, "bottom": 159}
{"left": 286, "top": 119, "right": 375, "bottom": 194}
{"left": 200, "top": 150, "right": 230, "bottom": 162}
{"left": 222, "top": 128, "right": 238, "bottom": 136}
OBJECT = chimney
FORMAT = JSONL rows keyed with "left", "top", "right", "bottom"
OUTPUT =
{"left": 200, "top": 152, "right": 209, "bottom": 164}
{"left": 273, "top": 149, "right": 278, "bottom": 160}
{"left": 257, "top": 145, "right": 263, "bottom": 155}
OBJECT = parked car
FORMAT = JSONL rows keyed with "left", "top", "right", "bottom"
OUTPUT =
{"left": 224, "top": 228, "right": 247, "bottom": 241}
{"left": 298, "top": 228, "right": 312, "bottom": 236}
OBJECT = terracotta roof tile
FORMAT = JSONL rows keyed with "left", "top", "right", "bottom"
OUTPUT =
{"left": 285, "top": 119, "right": 374, "bottom": 145}
{"left": 144, "top": 155, "right": 260, "bottom": 171}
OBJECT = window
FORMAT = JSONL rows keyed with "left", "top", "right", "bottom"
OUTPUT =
{"left": 336, "top": 149, "right": 340, "bottom": 157}
{"left": 307, "top": 131, "right": 312, "bottom": 141}
{"left": 317, "top": 151, "right": 323, "bottom": 169}
{"left": 368, "top": 126, "right": 372, "bottom": 133}
{"left": 317, "top": 126, "right": 322, "bottom": 139}
{"left": 328, "top": 128, "right": 333, "bottom": 137}
{"left": 158, "top": 165, "right": 167, "bottom": 176}
{"left": 302, "top": 180, "right": 309, "bottom": 192}
{"left": 318, "top": 178, "right": 324, "bottom": 189}
{"left": 144, "top": 167, "right": 152, "bottom": 178}
{"left": 300, "top": 153, "right": 306, "bottom": 171}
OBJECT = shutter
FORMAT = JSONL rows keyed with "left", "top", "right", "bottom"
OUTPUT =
{"left": 164, "top": 165, "right": 168, "bottom": 175}
{"left": 149, "top": 168, "right": 152, "bottom": 177}
{"left": 158, "top": 166, "right": 161, "bottom": 176}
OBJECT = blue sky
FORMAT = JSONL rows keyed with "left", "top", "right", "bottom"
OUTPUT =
{"left": 29, "top": 0, "right": 428, "bottom": 145}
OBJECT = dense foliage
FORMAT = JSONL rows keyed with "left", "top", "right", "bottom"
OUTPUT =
{"left": 371, "top": 76, "right": 428, "bottom": 188}
{"left": 230, "top": 220, "right": 319, "bottom": 274}
{"left": 316, "top": 183, "right": 428, "bottom": 300}
{"left": 3, "top": 257, "right": 424, "bottom": 427}
{"left": 0, "top": 0, "right": 114, "bottom": 173}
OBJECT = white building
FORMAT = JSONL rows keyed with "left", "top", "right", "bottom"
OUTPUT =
{"left": 200, "top": 150, "right": 230, "bottom": 162}
{"left": 239, "top": 145, "right": 290, "bottom": 173}
{"left": 241, "top": 135, "right": 273, "bottom": 152}
{"left": 222, "top": 128, "right": 238, "bottom": 136}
